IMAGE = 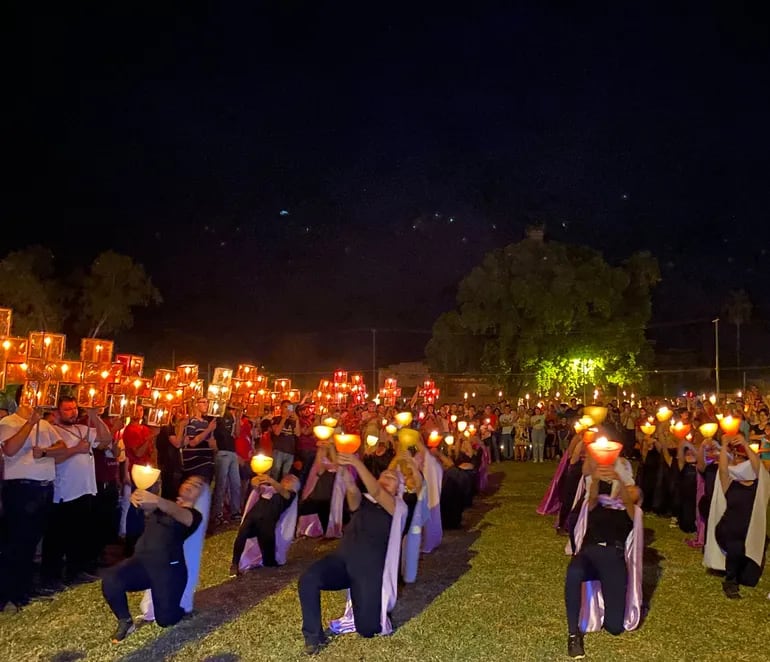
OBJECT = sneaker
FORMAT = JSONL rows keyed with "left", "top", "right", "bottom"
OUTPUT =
{"left": 228, "top": 563, "right": 241, "bottom": 578}
{"left": 722, "top": 580, "right": 742, "bottom": 599}
{"left": 213, "top": 514, "right": 226, "bottom": 528}
{"left": 567, "top": 633, "right": 585, "bottom": 659}
{"left": 111, "top": 618, "right": 136, "bottom": 643}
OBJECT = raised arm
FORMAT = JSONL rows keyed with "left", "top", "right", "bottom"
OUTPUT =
{"left": 337, "top": 452, "right": 396, "bottom": 515}
{"left": 338, "top": 465, "right": 362, "bottom": 512}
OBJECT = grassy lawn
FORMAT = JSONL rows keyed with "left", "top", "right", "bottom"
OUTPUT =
{"left": 2, "top": 462, "right": 768, "bottom": 661}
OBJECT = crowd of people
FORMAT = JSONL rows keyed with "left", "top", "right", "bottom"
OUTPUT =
{"left": 536, "top": 386, "right": 770, "bottom": 658}
{"left": 3, "top": 383, "right": 770, "bottom": 657}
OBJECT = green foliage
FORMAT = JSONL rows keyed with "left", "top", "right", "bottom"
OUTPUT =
{"left": 0, "top": 246, "right": 65, "bottom": 334}
{"left": 426, "top": 236, "right": 659, "bottom": 397}
{"left": 79, "top": 251, "right": 162, "bottom": 337}
{"left": 0, "top": 247, "right": 161, "bottom": 338}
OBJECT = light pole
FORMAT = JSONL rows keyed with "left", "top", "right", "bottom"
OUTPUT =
{"left": 712, "top": 318, "right": 720, "bottom": 402}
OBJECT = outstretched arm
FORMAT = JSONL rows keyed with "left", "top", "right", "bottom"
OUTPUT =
{"left": 337, "top": 453, "right": 396, "bottom": 515}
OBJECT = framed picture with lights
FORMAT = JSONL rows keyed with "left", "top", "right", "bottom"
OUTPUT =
{"left": 115, "top": 354, "right": 144, "bottom": 377}
{"left": 176, "top": 364, "right": 199, "bottom": 385}
{"left": 152, "top": 368, "right": 177, "bottom": 389}
{"left": 28, "top": 332, "right": 66, "bottom": 361}
{"left": 77, "top": 384, "right": 109, "bottom": 408}
{"left": 0, "top": 308, "right": 12, "bottom": 336}
{"left": 80, "top": 338, "right": 114, "bottom": 364}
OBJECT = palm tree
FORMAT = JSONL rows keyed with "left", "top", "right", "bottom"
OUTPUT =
{"left": 723, "top": 289, "right": 752, "bottom": 369}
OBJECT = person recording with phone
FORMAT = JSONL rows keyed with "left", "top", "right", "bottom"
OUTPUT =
{"left": 270, "top": 400, "right": 298, "bottom": 481}
{"left": 172, "top": 398, "right": 217, "bottom": 484}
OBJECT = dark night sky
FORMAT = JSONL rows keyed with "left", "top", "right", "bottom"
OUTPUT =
{"left": 3, "top": 2, "right": 770, "bottom": 373}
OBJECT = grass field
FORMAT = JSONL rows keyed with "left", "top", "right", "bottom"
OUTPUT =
{"left": 1, "top": 462, "right": 768, "bottom": 661}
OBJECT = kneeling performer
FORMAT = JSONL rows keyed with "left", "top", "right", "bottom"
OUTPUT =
{"left": 565, "top": 465, "right": 642, "bottom": 659}
{"left": 101, "top": 476, "right": 205, "bottom": 643}
{"left": 298, "top": 453, "right": 406, "bottom": 655}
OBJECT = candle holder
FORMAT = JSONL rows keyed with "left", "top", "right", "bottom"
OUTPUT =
{"left": 334, "top": 433, "right": 361, "bottom": 454}
{"left": 152, "top": 368, "right": 177, "bottom": 389}
{"left": 314, "top": 425, "right": 334, "bottom": 441}
{"left": 698, "top": 422, "right": 718, "bottom": 439}
{"left": 656, "top": 406, "right": 673, "bottom": 423}
{"left": 366, "top": 434, "right": 379, "bottom": 447}
{"left": 398, "top": 428, "right": 420, "bottom": 448}
{"left": 587, "top": 437, "right": 623, "bottom": 465}
{"left": 640, "top": 422, "right": 656, "bottom": 436}
{"left": 583, "top": 406, "right": 608, "bottom": 424}
{"left": 80, "top": 338, "right": 114, "bottom": 364}
{"left": 176, "top": 364, "right": 198, "bottom": 385}
{"left": 116, "top": 354, "right": 144, "bottom": 377}
{"left": 131, "top": 464, "right": 160, "bottom": 490}
{"left": 719, "top": 415, "right": 741, "bottom": 436}
{"left": 427, "top": 430, "right": 442, "bottom": 448}
{"left": 250, "top": 453, "right": 273, "bottom": 475}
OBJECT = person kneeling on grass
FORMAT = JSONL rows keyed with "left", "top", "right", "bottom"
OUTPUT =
{"left": 101, "top": 476, "right": 205, "bottom": 643}
{"left": 298, "top": 454, "right": 406, "bottom": 655}
{"left": 230, "top": 473, "right": 300, "bottom": 575}
{"left": 565, "top": 465, "right": 643, "bottom": 659}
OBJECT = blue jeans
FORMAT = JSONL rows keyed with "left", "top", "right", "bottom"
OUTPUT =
{"left": 531, "top": 428, "right": 546, "bottom": 462}
{"left": 213, "top": 450, "right": 242, "bottom": 517}
{"left": 501, "top": 433, "right": 513, "bottom": 459}
{"left": 270, "top": 450, "right": 295, "bottom": 482}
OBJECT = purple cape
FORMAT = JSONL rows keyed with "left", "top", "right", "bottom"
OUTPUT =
{"left": 537, "top": 452, "right": 570, "bottom": 516}
{"left": 237, "top": 484, "right": 298, "bottom": 570}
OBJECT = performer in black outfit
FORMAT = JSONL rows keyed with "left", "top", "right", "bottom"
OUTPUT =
{"left": 565, "top": 465, "right": 639, "bottom": 659}
{"left": 298, "top": 454, "right": 402, "bottom": 655}
{"left": 230, "top": 473, "right": 300, "bottom": 574}
{"left": 101, "top": 476, "right": 205, "bottom": 643}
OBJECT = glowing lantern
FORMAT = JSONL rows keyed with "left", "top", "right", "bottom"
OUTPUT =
{"left": 444, "top": 435, "right": 455, "bottom": 446}
{"left": 670, "top": 422, "right": 691, "bottom": 440}
{"left": 749, "top": 442, "right": 760, "bottom": 454}
{"left": 708, "top": 394, "right": 717, "bottom": 405}
{"left": 450, "top": 414, "right": 457, "bottom": 423}
{"left": 334, "top": 434, "right": 361, "bottom": 454}
{"left": 131, "top": 464, "right": 160, "bottom": 490}
{"left": 583, "top": 427, "right": 599, "bottom": 444}
{"left": 719, "top": 415, "right": 740, "bottom": 436}
{"left": 398, "top": 428, "right": 420, "bottom": 448}
{"left": 385, "top": 424, "right": 397, "bottom": 435}
{"left": 366, "top": 434, "right": 379, "bottom": 447}
{"left": 250, "top": 453, "right": 273, "bottom": 475}
{"left": 323, "top": 417, "right": 338, "bottom": 428}
{"left": 427, "top": 430, "right": 442, "bottom": 448}
{"left": 656, "top": 406, "right": 673, "bottom": 422}
{"left": 586, "top": 437, "right": 623, "bottom": 466}
{"left": 699, "top": 423, "right": 718, "bottom": 439}
{"left": 640, "top": 422, "right": 656, "bottom": 436}
{"left": 395, "top": 411, "right": 413, "bottom": 427}
{"left": 313, "top": 425, "right": 334, "bottom": 441}
{"left": 457, "top": 420, "right": 468, "bottom": 433}
{"left": 583, "top": 406, "right": 608, "bottom": 425}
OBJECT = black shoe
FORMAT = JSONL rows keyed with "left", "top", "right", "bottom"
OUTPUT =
{"left": 111, "top": 618, "right": 136, "bottom": 643}
{"left": 43, "top": 580, "right": 68, "bottom": 593}
{"left": 722, "top": 580, "right": 742, "bottom": 599}
{"left": 304, "top": 637, "right": 329, "bottom": 655}
{"left": 66, "top": 571, "right": 100, "bottom": 586}
{"left": 32, "top": 585, "right": 57, "bottom": 597}
{"left": 567, "top": 633, "right": 585, "bottom": 659}
{"left": 230, "top": 513, "right": 242, "bottom": 522}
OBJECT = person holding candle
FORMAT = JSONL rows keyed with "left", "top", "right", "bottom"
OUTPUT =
{"left": 703, "top": 433, "right": 770, "bottom": 599}
{"left": 298, "top": 455, "right": 406, "bottom": 655}
{"left": 230, "top": 473, "right": 300, "bottom": 575}
{"left": 565, "top": 464, "right": 641, "bottom": 659}
{"left": 101, "top": 475, "right": 205, "bottom": 642}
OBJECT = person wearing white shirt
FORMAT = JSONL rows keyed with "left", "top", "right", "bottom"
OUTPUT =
{"left": 41, "top": 395, "right": 114, "bottom": 587}
{"left": 0, "top": 396, "right": 71, "bottom": 610}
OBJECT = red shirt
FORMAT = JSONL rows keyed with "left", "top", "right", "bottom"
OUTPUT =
{"left": 123, "top": 422, "right": 154, "bottom": 468}
{"left": 235, "top": 417, "right": 253, "bottom": 461}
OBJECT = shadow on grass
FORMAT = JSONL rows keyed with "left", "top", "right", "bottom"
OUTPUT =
{"left": 116, "top": 473, "right": 504, "bottom": 660}
{"left": 392, "top": 473, "right": 503, "bottom": 628}
{"left": 640, "top": 527, "right": 664, "bottom": 625}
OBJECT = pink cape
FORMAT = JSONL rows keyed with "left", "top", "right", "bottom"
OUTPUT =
{"left": 537, "top": 452, "right": 570, "bottom": 516}
{"left": 690, "top": 470, "right": 706, "bottom": 547}
{"left": 419, "top": 452, "right": 443, "bottom": 553}
{"left": 572, "top": 499, "right": 644, "bottom": 632}
{"left": 237, "top": 484, "right": 298, "bottom": 571}
{"left": 328, "top": 495, "right": 408, "bottom": 636}
{"left": 296, "top": 462, "right": 350, "bottom": 538}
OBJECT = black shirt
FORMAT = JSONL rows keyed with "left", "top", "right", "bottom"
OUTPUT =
{"left": 364, "top": 449, "right": 394, "bottom": 478}
{"left": 214, "top": 415, "right": 236, "bottom": 453}
{"left": 155, "top": 425, "right": 181, "bottom": 474}
{"left": 248, "top": 490, "right": 295, "bottom": 524}
{"left": 584, "top": 505, "right": 633, "bottom": 547}
{"left": 338, "top": 497, "right": 392, "bottom": 565}
{"left": 135, "top": 507, "right": 203, "bottom": 563}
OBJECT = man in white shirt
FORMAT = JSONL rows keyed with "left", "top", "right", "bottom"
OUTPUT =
{"left": 41, "top": 395, "right": 113, "bottom": 587}
{"left": 0, "top": 393, "right": 71, "bottom": 610}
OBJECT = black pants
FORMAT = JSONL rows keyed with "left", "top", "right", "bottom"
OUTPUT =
{"left": 42, "top": 493, "right": 96, "bottom": 581}
{"left": 565, "top": 543, "right": 627, "bottom": 636}
{"left": 0, "top": 480, "right": 52, "bottom": 603}
{"left": 716, "top": 536, "right": 762, "bottom": 587}
{"left": 101, "top": 555, "right": 187, "bottom": 626}
{"left": 232, "top": 510, "right": 278, "bottom": 567}
{"left": 298, "top": 498, "right": 331, "bottom": 534}
{"left": 94, "top": 481, "right": 120, "bottom": 557}
{"left": 298, "top": 552, "right": 384, "bottom": 645}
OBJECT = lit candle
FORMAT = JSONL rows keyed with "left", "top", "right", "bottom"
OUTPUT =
{"left": 366, "top": 434, "right": 379, "bottom": 447}
{"left": 444, "top": 434, "right": 455, "bottom": 446}
{"left": 88, "top": 387, "right": 96, "bottom": 406}
{"left": 250, "top": 453, "right": 273, "bottom": 475}
{"left": 131, "top": 464, "right": 160, "bottom": 490}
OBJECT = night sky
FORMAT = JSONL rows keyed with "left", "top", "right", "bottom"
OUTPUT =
{"left": 4, "top": 3, "right": 769, "bottom": 374}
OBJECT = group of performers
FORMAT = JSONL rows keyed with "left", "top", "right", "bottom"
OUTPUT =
{"left": 538, "top": 398, "right": 770, "bottom": 659}
{"left": 100, "top": 398, "right": 496, "bottom": 654}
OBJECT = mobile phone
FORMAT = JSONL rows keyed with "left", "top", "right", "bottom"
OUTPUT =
{"left": 287, "top": 405, "right": 294, "bottom": 412}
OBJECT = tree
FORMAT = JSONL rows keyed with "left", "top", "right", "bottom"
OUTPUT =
{"left": 425, "top": 234, "right": 659, "bottom": 399}
{"left": 723, "top": 289, "right": 752, "bottom": 369}
{"left": 78, "top": 251, "right": 162, "bottom": 337}
{"left": 0, "top": 246, "right": 65, "bottom": 334}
